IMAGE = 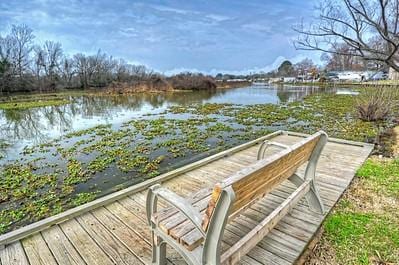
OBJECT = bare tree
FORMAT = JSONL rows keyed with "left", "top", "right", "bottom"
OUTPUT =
{"left": 60, "top": 57, "right": 75, "bottom": 88}
{"left": 33, "top": 45, "right": 45, "bottom": 92}
{"left": 0, "top": 35, "right": 15, "bottom": 93}
{"left": 294, "top": 0, "right": 399, "bottom": 71}
{"left": 130, "top": 65, "right": 150, "bottom": 80}
{"left": 320, "top": 43, "right": 367, "bottom": 71}
{"left": 73, "top": 53, "right": 91, "bottom": 89}
{"left": 294, "top": 58, "right": 315, "bottom": 75}
{"left": 43, "top": 41, "right": 63, "bottom": 88}
{"left": 10, "top": 24, "right": 35, "bottom": 78}
{"left": 115, "top": 59, "right": 129, "bottom": 82}
{"left": 91, "top": 51, "right": 117, "bottom": 87}
{"left": 0, "top": 35, "right": 15, "bottom": 65}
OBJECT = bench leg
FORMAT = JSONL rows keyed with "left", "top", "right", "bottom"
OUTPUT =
{"left": 152, "top": 232, "right": 167, "bottom": 265}
{"left": 289, "top": 174, "right": 324, "bottom": 214}
{"left": 203, "top": 187, "right": 235, "bottom": 265}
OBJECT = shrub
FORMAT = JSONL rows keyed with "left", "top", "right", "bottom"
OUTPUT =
{"left": 168, "top": 72, "right": 217, "bottom": 90}
{"left": 356, "top": 87, "right": 399, "bottom": 121}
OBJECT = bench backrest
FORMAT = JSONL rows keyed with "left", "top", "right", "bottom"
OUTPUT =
{"left": 202, "top": 132, "right": 323, "bottom": 231}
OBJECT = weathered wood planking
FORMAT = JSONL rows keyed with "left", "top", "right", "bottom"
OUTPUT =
{"left": 0, "top": 242, "right": 29, "bottom": 265}
{"left": 41, "top": 226, "right": 86, "bottom": 265}
{"left": 0, "top": 132, "right": 373, "bottom": 265}
{"left": 59, "top": 219, "right": 115, "bottom": 265}
{"left": 22, "top": 233, "right": 57, "bottom": 265}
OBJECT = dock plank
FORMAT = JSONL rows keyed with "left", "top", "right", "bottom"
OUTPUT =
{"left": 91, "top": 206, "right": 150, "bottom": 264}
{"left": 0, "top": 242, "right": 29, "bottom": 265}
{"left": 41, "top": 225, "right": 85, "bottom": 265}
{"left": 0, "top": 132, "right": 373, "bottom": 265}
{"left": 22, "top": 233, "right": 57, "bottom": 265}
{"left": 60, "top": 219, "right": 114, "bottom": 265}
{"left": 107, "top": 200, "right": 186, "bottom": 264}
{"left": 76, "top": 212, "right": 143, "bottom": 265}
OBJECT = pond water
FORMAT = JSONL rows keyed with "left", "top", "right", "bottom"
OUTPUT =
{"left": 0, "top": 84, "right": 350, "bottom": 160}
{"left": 0, "top": 84, "right": 361, "bottom": 233}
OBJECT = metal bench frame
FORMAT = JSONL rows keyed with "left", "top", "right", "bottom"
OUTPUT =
{"left": 147, "top": 131, "right": 327, "bottom": 265}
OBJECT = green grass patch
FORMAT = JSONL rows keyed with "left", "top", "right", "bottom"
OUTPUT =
{"left": 322, "top": 158, "right": 399, "bottom": 264}
{"left": 0, "top": 99, "right": 70, "bottom": 110}
{"left": 356, "top": 158, "right": 399, "bottom": 197}
{"left": 325, "top": 211, "right": 399, "bottom": 264}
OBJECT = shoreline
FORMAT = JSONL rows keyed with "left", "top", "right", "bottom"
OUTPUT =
{"left": 0, "top": 81, "right": 251, "bottom": 100}
{"left": 1, "top": 81, "right": 397, "bottom": 101}
{"left": 281, "top": 81, "right": 399, "bottom": 88}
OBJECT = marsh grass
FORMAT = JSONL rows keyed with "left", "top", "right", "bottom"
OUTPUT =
{"left": 0, "top": 99, "right": 70, "bottom": 110}
{"left": 356, "top": 87, "right": 399, "bottom": 122}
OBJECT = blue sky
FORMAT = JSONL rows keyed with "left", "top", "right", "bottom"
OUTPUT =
{"left": 0, "top": 0, "right": 320, "bottom": 74}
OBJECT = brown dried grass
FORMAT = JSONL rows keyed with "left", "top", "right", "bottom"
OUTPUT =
{"left": 356, "top": 87, "right": 399, "bottom": 122}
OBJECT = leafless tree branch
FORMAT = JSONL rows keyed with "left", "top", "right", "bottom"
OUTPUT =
{"left": 294, "top": 0, "right": 399, "bottom": 72}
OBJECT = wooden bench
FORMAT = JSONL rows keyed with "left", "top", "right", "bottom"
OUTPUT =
{"left": 146, "top": 131, "right": 327, "bottom": 265}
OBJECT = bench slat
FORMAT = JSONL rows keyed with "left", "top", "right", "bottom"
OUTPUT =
{"left": 203, "top": 134, "right": 320, "bottom": 230}
{"left": 221, "top": 179, "right": 312, "bottom": 265}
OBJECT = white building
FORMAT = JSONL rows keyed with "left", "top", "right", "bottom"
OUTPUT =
{"left": 283, "top": 77, "right": 296, "bottom": 83}
{"left": 336, "top": 71, "right": 370, "bottom": 82}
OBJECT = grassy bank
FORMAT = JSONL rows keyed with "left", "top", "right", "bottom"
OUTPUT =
{"left": 307, "top": 157, "right": 399, "bottom": 264}
{"left": 0, "top": 88, "right": 397, "bottom": 235}
{"left": 284, "top": 81, "right": 399, "bottom": 88}
{"left": 215, "top": 80, "right": 251, "bottom": 89}
{"left": 0, "top": 90, "right": 90, "bottom": 109}
{"left": 0, "top": 99, "right": 70, "bottom": 110}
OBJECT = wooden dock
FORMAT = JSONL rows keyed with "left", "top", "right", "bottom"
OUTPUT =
{"left": 0, "top": 131, "right": 373, "bottom": 265}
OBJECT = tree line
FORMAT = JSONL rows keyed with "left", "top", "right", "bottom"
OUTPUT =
{"left": 0, "top": 24, "right": 216, "bottom": 95}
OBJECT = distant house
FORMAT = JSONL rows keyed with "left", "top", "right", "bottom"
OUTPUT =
{"left": 336, "top": 71, "right": 371, "bottom": 82}
{"left": 283, "top": 77, "right": 296, "bottom": 83}
{"left": 297, "top": 72, "right": 318, "bottom": 81}
{"left": 226, "top": 78, "right": 247, "bottom": 82}
{"left": 268, "top": 77, "right": 283, "bottom": 83}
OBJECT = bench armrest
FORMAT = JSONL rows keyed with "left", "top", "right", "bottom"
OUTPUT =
{"left": 267, "top": 141, "right": 290, "bottom": 149}
{"left": 146, "top": 184, "right": 206, "bottom": 237}
{"left": 257, "top": 140, "right": 290, "bottom": 160}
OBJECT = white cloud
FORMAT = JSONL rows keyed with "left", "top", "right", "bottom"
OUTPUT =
{"left": 0, "top": 0, "right": 318, "bottom": 73}
{"left": 150, "top": 5, "right": 195, "bottom": 15}
{"left": 241, "top": 23, "right": 272, "bottom": 33}
{"left": 162, "top": 55, "right": 319, "bottom": 76}
{"left": 205, "top": 14, "right": 230, "bottom": 22}
{"left": 162, "top": 67, "right": 203, "bottom": 76}
{"left": 118, "top": 28, "right": 138, "bottom": 37}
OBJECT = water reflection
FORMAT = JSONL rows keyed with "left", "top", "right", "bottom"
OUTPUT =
{"left": 275, "top": 85, "right": 327, "bottom": 103}
{"left": 0, "top": 84, "right": 342, "bottom": 157}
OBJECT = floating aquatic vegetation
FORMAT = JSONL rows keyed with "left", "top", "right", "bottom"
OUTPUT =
{"left": 69, "top": 192, "right": 99, "bottom": 207}
{"left": 0, "top": 89, "right": 397, "bottom": 235}
{"left": 0, "top": 99, "right": 70, "bottom": 110}
{"left": 65, "top": 159, "right": 88, "bottom": 185}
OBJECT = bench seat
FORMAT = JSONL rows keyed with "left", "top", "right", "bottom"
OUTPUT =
{"left": 151, "top": 189, "right": 211, "bottom": 250}
{"left": 147, "top": 131, "right": 327, "bottom": 265}
{"left": 151, "top": 176, "right": 316, "bottom": 252}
